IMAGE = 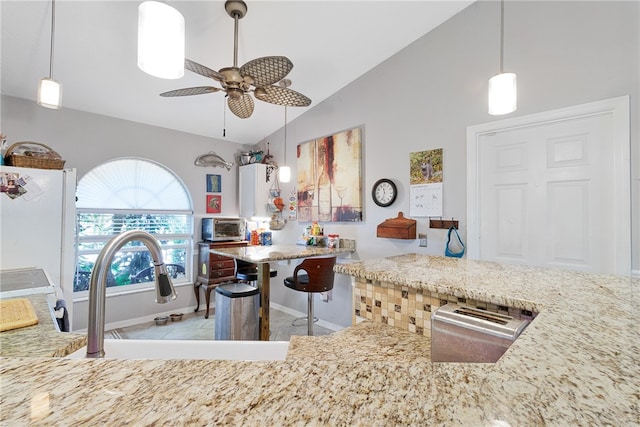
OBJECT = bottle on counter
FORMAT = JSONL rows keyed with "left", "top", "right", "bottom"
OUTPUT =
{"left": 311, "top": 221, "right": 321, "bottom": 236}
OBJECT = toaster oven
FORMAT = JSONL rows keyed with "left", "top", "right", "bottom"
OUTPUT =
{"left": 201, "top": 217, "right": 246, "bottom": 242}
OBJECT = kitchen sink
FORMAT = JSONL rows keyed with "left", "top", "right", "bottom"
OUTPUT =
{"left": 66, "top": 339, "right": 290, "bottom": 361}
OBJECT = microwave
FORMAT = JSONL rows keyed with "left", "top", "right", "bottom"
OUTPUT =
{"left": 201, "top": 217, "right": 246, "bottom": 242}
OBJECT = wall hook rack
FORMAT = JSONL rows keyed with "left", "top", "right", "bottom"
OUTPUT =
{"left": 429, "top": 217, "right": 459, "bottom": 229}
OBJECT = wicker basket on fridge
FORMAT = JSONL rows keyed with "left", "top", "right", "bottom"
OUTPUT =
{"left": 4, "top": 142, "right": 66, "bottom": 170}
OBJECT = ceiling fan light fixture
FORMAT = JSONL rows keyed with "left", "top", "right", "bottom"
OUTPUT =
{"left": 37, "top": 78, "right": 62, "bottom": 109}
{"left": 137, "top": 1, "right": 185, "bottom": 79}
{"left": 161, "top": 0, "right": 311, "bottom": 119}
{"left": 227, "top": 88, "right": 243, "bottom": 99}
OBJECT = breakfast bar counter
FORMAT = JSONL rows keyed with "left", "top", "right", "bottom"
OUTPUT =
{"left": 208, "top": 242, "right": 356, "bottom": 340}
{"left": 1, "top": 255, "right": 638, "bottom": 425}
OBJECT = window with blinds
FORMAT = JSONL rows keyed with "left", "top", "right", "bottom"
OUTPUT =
{"left": 74, "top": 158, "right": 193, "bottom": 293}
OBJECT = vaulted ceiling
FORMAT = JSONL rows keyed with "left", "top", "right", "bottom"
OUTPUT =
{"left": 1, "top": 1, "right": 474, "bottom": 144}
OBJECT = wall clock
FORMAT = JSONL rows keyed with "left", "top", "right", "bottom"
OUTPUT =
{"left": 372, "top": 178, "right": 397, "bottom": 207}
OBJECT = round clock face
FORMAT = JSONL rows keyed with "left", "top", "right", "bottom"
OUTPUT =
{"left": 372, "top": 179, "right": 397, "bottom": 207}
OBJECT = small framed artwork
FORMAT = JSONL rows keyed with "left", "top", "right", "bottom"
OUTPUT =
{"left": 206, "top": 174, "right": 221, "bottom": 193}
{"left": 206, "top": 195, "right": 222, "bottom": 213}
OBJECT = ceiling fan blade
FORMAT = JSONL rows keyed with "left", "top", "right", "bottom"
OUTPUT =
{"left": 240, "top": 56, "right": 293, "bottom": 87}
{"left": 160, "top": 86, "right": 222, "bottom": 97}
{"left": 185, "top": 59, "right": 223, "bottom": 82}
{"left": 228, "top": 94, "right": 254, "bottom": 119}
{"left": 254, "top": 85, "right": 312, "bottom": 107}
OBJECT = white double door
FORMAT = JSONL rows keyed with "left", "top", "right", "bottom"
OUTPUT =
{"left": 467, "top": 97, "right": 630, "bottom": 275}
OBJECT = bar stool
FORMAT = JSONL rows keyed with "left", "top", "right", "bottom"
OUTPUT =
{"left": 235, "top": 259, "right": 278, "bottom": 286}
{"left": 283, "top": 256, "right": 336, "bottom": 336}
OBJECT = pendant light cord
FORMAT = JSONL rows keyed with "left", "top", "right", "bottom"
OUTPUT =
{"left": 49, "top": 0, "right": 56, "bottom": 79}
{"left": 283, "top": 106, "right": 288, "bottom": 165}
{"left": 499, "top": 0, "right": 504, "bottom": 74}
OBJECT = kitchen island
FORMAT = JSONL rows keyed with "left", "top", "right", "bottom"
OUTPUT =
{"left": 1, "top": 255, "right": 638, "bottom": 425}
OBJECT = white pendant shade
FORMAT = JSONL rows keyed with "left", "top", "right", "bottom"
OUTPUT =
{"left": 488, "top": 72, "right": 517, "bottom": 115}
{"left": 138, "top": 1, "right": 185, "bottom": 79}
{"left": 37, "top": 78, "right": 62, "bottom": 109}
{"left": 279, "top": 166, "right": 291, "bottom": 183}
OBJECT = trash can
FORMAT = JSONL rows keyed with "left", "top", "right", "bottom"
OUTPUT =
{"left": 215, "top": 282, "right": 260, "bottom": 340}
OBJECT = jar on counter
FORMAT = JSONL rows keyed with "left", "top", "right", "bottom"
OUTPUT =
{"left": 250, "top": 230, "right": 260, "bottom": 245}
{"left": 328, "top": 234, "right": 340, "bottom": 248}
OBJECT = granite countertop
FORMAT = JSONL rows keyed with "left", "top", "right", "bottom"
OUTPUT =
{"left": 1, "top": 255, "right": 638, "bottom": 425}
{"left": 0, "top": 294, "right": 86, "bottom": 358}
{"left": 208, "top": 241, "right": 356, "bottom": 263}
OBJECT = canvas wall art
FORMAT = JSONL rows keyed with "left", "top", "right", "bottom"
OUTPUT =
{"left": 206, "top": 174, "right": 221, "bottom": 193}
{"left": 206, "top": 194, "right": 221, "bottom": 214}
{"left": 296, "top": 127, "right": 362, "bottom": 222}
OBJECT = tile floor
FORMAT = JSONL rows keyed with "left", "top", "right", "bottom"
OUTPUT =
{"left": 106, "top": 308, "right": 334, "bottom": 341}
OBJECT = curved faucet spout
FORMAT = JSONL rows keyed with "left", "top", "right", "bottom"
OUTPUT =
{"left": 86, "top": 230, "right": 177, "bottom": 358}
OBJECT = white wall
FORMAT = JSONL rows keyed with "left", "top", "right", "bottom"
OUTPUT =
{"left": 259, "top": 0, "right": 640, "bottom": 319}
{"left": 2, "top": 1, "right": 638, "bottom": 330}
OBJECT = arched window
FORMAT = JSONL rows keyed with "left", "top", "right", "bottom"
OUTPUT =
{"left": 74, "top": 158, "right": 193, "bottom": 293}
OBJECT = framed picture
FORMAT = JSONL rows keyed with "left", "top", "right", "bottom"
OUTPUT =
{"left": 206, "top": 174, "right": 221, "bottom": 193}
{"left": 206, "top": 195, "right": 222, "bottom": 213}
{"left": 296, "top": 127, "right": 363, "bottom": 222}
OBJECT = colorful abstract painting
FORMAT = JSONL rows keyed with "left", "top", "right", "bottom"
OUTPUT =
{"left": 296, "top": 127, "right": 362, "bottom": 222}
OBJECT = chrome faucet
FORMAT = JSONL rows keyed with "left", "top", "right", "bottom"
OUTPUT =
{"left": 86, "top": 230, "right": 177, "bottom": 358}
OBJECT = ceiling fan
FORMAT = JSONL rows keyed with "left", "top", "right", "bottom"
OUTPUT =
{"left": 160, "top": 0, "right": 312, "bottom": 119}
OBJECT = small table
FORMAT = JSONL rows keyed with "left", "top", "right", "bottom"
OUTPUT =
{"left": 208, "top": 244, "right": 355, "bottom": 341}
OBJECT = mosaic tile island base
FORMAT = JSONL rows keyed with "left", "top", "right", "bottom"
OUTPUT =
{"left": 1, "top": 254, "right": 638, "bottom": 426}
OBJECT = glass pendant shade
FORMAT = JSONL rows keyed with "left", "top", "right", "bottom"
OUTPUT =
{"left": 488, "top": 72, "right": 517, "bottom": 115}
{"left": 37, "top": 78, "right": 62, "bottom": 109}
{"left": 279, "top": 165, "right": 291, "bottom": 183}
{"left": 137, "top": 1, "right": 185, "bottom": 79}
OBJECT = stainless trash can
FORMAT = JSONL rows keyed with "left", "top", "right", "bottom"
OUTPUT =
{"left": 215, "top": 283, "right": 260, "bottom": 340}
{"left": 431, "top": 304, "right": 529, "bottom": 362}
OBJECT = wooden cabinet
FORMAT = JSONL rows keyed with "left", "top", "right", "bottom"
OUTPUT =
{"left": 194, "top": 241, "right": 250, "bottom": 318}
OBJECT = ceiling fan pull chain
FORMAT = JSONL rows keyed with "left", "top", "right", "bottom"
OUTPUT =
{"left": 223, "top": 96, "right": 227, "bottom": 137}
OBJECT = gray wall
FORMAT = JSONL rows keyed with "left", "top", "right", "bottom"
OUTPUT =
{"left": 1, "top": 96, "right": 253, "bottom": 330}
{"left": 2, "top": 1, "right": 638, "bottom": 329}
{"left": 258, "top": 0, "right": 640, "bottom": 321}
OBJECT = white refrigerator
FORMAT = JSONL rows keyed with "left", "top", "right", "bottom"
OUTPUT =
{"left": 0, "top": 165, "right": 77, "bottom": 326}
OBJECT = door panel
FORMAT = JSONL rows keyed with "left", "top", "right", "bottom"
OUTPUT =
{"left": 477, "top": 113, "right": 614, "bottom": 273}
{"left": 495, "top": 184, "right": 527, "bottom": 259}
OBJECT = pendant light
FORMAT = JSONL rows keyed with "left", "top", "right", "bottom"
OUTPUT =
{"left": 37, "top": 0, "right": 62, "bottom": 109}
{"left": 488, "top": 0, "right": 517, "bottom": 115}
{"left": 278, "top": 80, "right": 292, "bottom": 183}
{"left": 137, "top": 1, "right": 185, "bottom": 79}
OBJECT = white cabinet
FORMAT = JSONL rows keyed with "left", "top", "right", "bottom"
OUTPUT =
{"left": 239, "top": 163, "right": 270, "bottom": 219}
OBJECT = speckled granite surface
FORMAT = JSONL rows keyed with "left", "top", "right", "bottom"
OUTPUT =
{"left": 208, "top": 241, "right": 356, "bottom": 263}
{"left": 0, "top": 294, "right": 85, "bottom": 357}
{"left": 1, "top": 254, "right": 638, "bottom": 425}
{"left": 288, "top": 320, "right": 431, "bottom": 363}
